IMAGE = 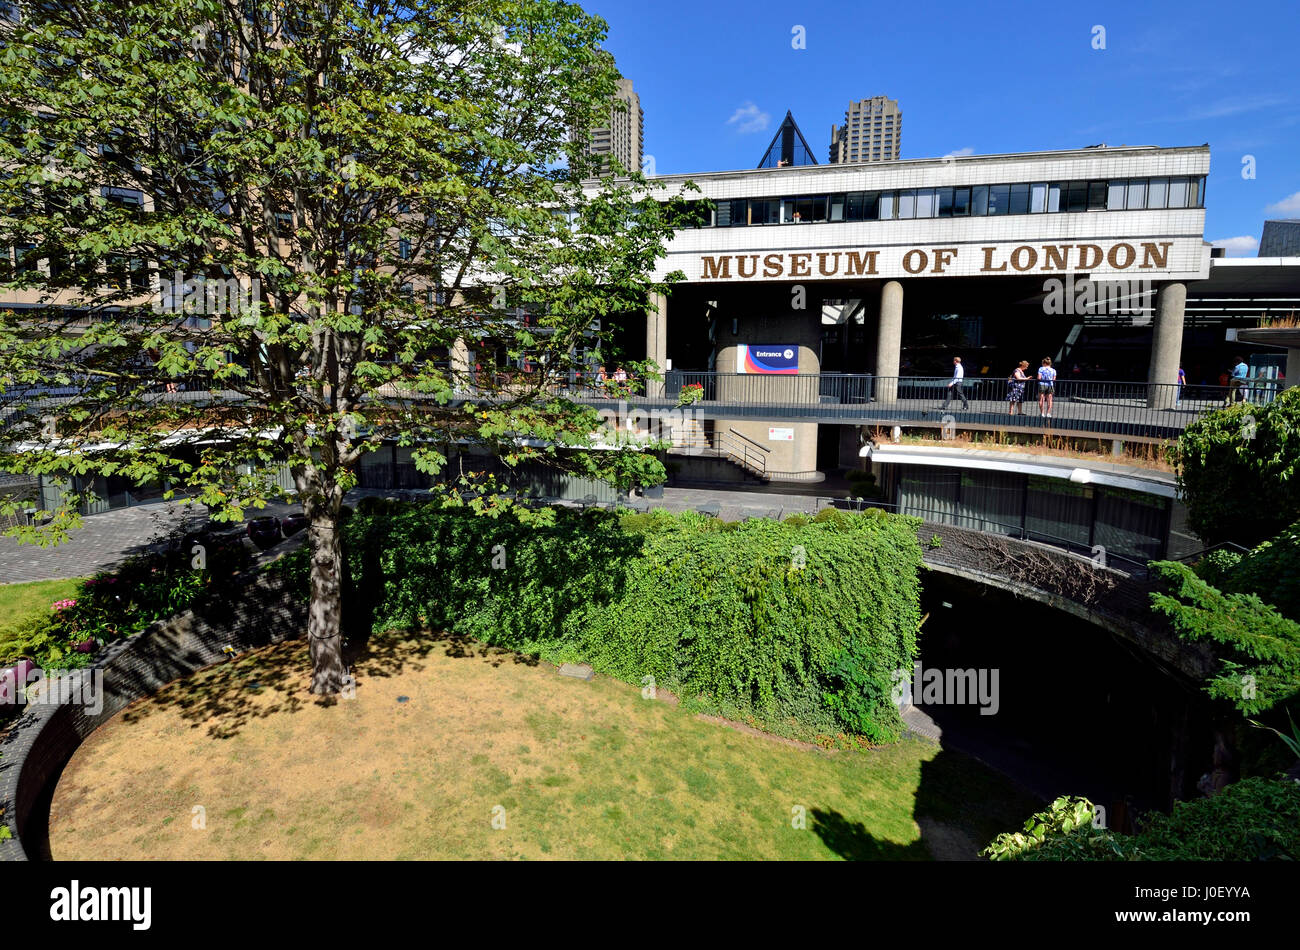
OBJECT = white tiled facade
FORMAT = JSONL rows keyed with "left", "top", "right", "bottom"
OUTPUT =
{"left": 640, "top": 145, "right": 1211, "bottom": 283}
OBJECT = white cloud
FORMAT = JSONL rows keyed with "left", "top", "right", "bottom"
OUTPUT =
{"left": 1211, "top": 236, "right": 1259, "bottom": 257}
{"left": 1264, "top": 191, "right": 1300, "bottom": 216}
{"left": 726, "top": 102, "right": 770, "bottom": 135}
{"left": 945, "top": 147, "right": 974, "bottom": 157}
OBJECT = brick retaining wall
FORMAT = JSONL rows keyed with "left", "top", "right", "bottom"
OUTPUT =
{"left": 0, "top": 536, "right": 309, "bottom": 861}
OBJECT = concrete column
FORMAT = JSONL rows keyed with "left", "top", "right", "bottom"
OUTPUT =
{"left": 1287, "top": 348, "right": 1300, "bottom": 389}
{"left": 875, "top": 280, "right": 903, "bottom": 403}
{"left": 645, "top": 291, "right": 667, "bottom": 398}
{"left": 1146, "top": 281, "right": 1186, "bottom": 409}
{"left": 450, "top": 337, "right": 471, "bottom": 393}
{"left": 713, "top": 308, "right": 821, "bottom": 481}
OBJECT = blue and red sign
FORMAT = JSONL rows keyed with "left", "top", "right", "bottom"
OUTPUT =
{"left": 739, "top": 345, "right": 799, "bottom": 374}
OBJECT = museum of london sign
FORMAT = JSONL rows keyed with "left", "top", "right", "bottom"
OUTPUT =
{"left": 695, "top": 239, "right": 1200, "bottom": 281}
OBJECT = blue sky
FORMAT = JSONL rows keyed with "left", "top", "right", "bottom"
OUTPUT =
{"left": 586, "top": 0, "right": 1299, "bottom": 255}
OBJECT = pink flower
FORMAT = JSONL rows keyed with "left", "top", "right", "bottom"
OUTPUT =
{"left": 52, "top": 598, "right": 77, "bottom": 611}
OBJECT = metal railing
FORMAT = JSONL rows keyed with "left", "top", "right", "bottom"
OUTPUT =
{"left": 818, "top": 496, "right": 1156, "bottom": 577}
{"left": 546, "top": 371, "right": 1277, "bottom": 439}
{"left": 671, "top": 427, "right": 768, "bottom": 479}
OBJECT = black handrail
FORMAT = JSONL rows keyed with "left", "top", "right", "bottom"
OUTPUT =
{"left": 726, "top": 426, "right": 771, "bottom": 453}
{"left": 820, "top": 496, "right": 1153, "bottom": 576}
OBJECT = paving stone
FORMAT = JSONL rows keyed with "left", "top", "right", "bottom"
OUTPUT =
{"left": 558, "top": 663, "right": 594, "bottom": 681}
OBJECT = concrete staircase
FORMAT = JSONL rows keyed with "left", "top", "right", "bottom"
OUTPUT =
{"left": 667, "top": 420, "right": 768, "bottom": 485}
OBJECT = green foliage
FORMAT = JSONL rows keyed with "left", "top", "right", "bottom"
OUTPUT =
{"left": 1192, "top": 547, "right": 1244, "bottom": 588}
{"left": 1214, "top": 521, "right": 1300, "bottom": 623}
{"left": 0, "top": 540, "right": 251, "bottom": 669}
{"left": 928, "top": 535, "right": 943, "bottom": 549}
{"left": 1249, "top": 709, "right": 1300, "bottom": 760}
{"left": 982, "top": 797, "right": 1106, "bottom": 861}
{"left": 985, "top": 778, "right": 1300, "bottom": 861}
{"left": 1148, "top": 560, "right": 1300, "bottom": 715}
{"left": 277, "top": 504, "right": 924, "bottom": 739}
{"left": 1171, "top": 388, "right": 1300, "bottom": 546}
{"left": 0, "top": 0, "right": 689, "bottom": 689}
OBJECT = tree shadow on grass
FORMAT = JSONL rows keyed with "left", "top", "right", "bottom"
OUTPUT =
{"left": 810, "top": 808, "right": 928, "bottom": 861}
{"left": 116, "top": 628, "right": 543, "bottom": 740}
{"left": 118, "top": 640, "right": 317, "bottom": 739}
{"left": 811, "top": 749, "right": 1043, "bottom": 861}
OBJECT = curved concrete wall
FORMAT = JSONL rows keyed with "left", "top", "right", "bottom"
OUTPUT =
{"left": 0, "top": 517, "right": 1212, "bottom": 861}
{"left": 0, "top": 538, "right": 308, "bottom": 861}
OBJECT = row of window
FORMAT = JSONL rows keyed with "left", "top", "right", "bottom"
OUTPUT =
{"left": 693, "top": 176, "right": 1207, "bottom": 227}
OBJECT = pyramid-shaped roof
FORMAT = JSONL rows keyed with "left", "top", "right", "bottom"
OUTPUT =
{"left": 757, "top": 111, "right": 819, "bottom": 169}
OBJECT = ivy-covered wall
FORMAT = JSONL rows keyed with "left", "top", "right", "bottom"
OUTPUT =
{"left": 278, "top": 503, "right": 924, "bottom": 741}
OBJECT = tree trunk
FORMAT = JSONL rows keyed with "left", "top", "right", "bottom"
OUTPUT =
{"left": 308, "top": 515, "right": 347, "bottom": 695}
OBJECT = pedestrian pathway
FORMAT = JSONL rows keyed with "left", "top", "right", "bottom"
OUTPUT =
{"left": 0, "top": 486, "right": 831, "bottom": 586}
{"left": 0, "top": 499, "right": 300, "bottom": 584}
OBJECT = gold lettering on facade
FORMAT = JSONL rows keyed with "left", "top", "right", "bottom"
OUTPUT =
{"left": 981, "top": 247, "right": 1007, "bottom": 272}
{"left": 789, "top": 253, "right": 812, "bottom": 277}
{"left": 1010, "top": 246, "right": 1038, "bottom": 272}
{"left": 844, "top": 250, "right": 878, "bottom": 276}
{"left": 817, "top": 252, "right": 841, "bottom": 276}
{"left": 702, "top": 255, "right": 731, "bottom": 280}
{"left": 1041, "top": 245, "right": 1073, "bottom": 271}
{"left": 930, "top": 248, "right": 958, "bottom": 273}
{"left": 1107, "top": 243, "right": 1136, "bottom": 269}
{"left": 902, "top": 249, "right": 928, "bottom": 274}
{"left": 1139, "top": 241, "right": 1172, "bottom": 269}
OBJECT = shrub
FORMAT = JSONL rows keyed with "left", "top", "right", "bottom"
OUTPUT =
{"left": 1171, "top": 388, "right": 1300, "bottom": 546}
{"left": 0, "top": 533, "right": 252, "bottom": 669}
{"left": 279, "top": 504, "right": 924, "bottom": 740}
{"left": 1220, "top": 521, "right": 1300, "bottom": 623}
{"left": 1148, "top": 560, "right": 1300, "bottom": 716}
{"left": 984, "top": 778, "right": 1300, "bottom": 861}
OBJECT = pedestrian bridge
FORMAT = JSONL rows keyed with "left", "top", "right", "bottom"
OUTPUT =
{"left": 568, "top": 372, "right": 1273, "bottom": 442}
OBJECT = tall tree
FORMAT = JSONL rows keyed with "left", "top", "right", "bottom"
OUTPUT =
{"left": 0, "top": 0, "right": 683, "bottom": 692}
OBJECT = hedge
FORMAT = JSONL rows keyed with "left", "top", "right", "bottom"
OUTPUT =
{"left": 278, "top": 502, "right": 923, "bottom": 740}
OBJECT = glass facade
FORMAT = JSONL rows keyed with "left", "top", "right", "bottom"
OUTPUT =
{"left": 686, "top": 175, "right": 1206, "bottom": 228}
{"left": 890, "top": 464, "right": 1170, "bottom": 562}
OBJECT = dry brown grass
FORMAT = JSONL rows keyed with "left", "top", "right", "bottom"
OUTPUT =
{"left": 47, "top": 631, "right": 1040, "bottom": 860}
{"left": 870, "top": 427, "right": 1174, "bottom": 473}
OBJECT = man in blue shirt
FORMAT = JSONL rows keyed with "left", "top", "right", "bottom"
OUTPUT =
{"left": 942, "top": 356, "right": 969, "bottom": 411}
{"left": 1231, "top": 356, "right": 1249, "bottom": 403}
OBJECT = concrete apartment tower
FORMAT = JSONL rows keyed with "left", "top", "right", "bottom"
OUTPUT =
{"left": 829, "top": 96, "right": 902, "bottom": 163}
{"left": 585, "top": 78, "right": 644, "bottom": 175}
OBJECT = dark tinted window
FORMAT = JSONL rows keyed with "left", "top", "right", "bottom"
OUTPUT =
{"left": 1008, "top": 183, "right": 1030, "bottom": 215}
{"left": 987, "top": 184, "right": 1011, "bottom": 215}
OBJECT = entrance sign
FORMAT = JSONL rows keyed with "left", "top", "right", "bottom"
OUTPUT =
{"left": 768, "top": 427, "right": 795, "bottom": 441}
{"left": 740, "top": 345, "right": 799, "bottom": 374}
{"left": 692, "top": 238, "right": 1207, "bottom": 282}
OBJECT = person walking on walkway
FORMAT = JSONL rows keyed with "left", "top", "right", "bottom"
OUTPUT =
{"left": 1037, "top": 357, "right": 1057, "bottom": 418}
{"left": 942, "top": 356, "right": 969, "bottom": 411}
{"left": 1006, "top": 361, "right": 1030, "bottom": 415}
{"left": 1230, "top": 355, "right": 1249, "bottom": 404}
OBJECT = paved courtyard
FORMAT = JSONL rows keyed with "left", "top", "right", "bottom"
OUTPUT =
{"left": 0, "top": 499, "right": 303, "bottom": 584}
{"left": 0, "top": 486, "right": 832, "bottom": 586}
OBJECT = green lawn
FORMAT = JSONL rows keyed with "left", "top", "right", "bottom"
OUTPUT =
{"left": 0, "top": 577, "right": 82, "bottom": 651}
{"left": 49, "top": 631, "right": 1042, "bottom": 860}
